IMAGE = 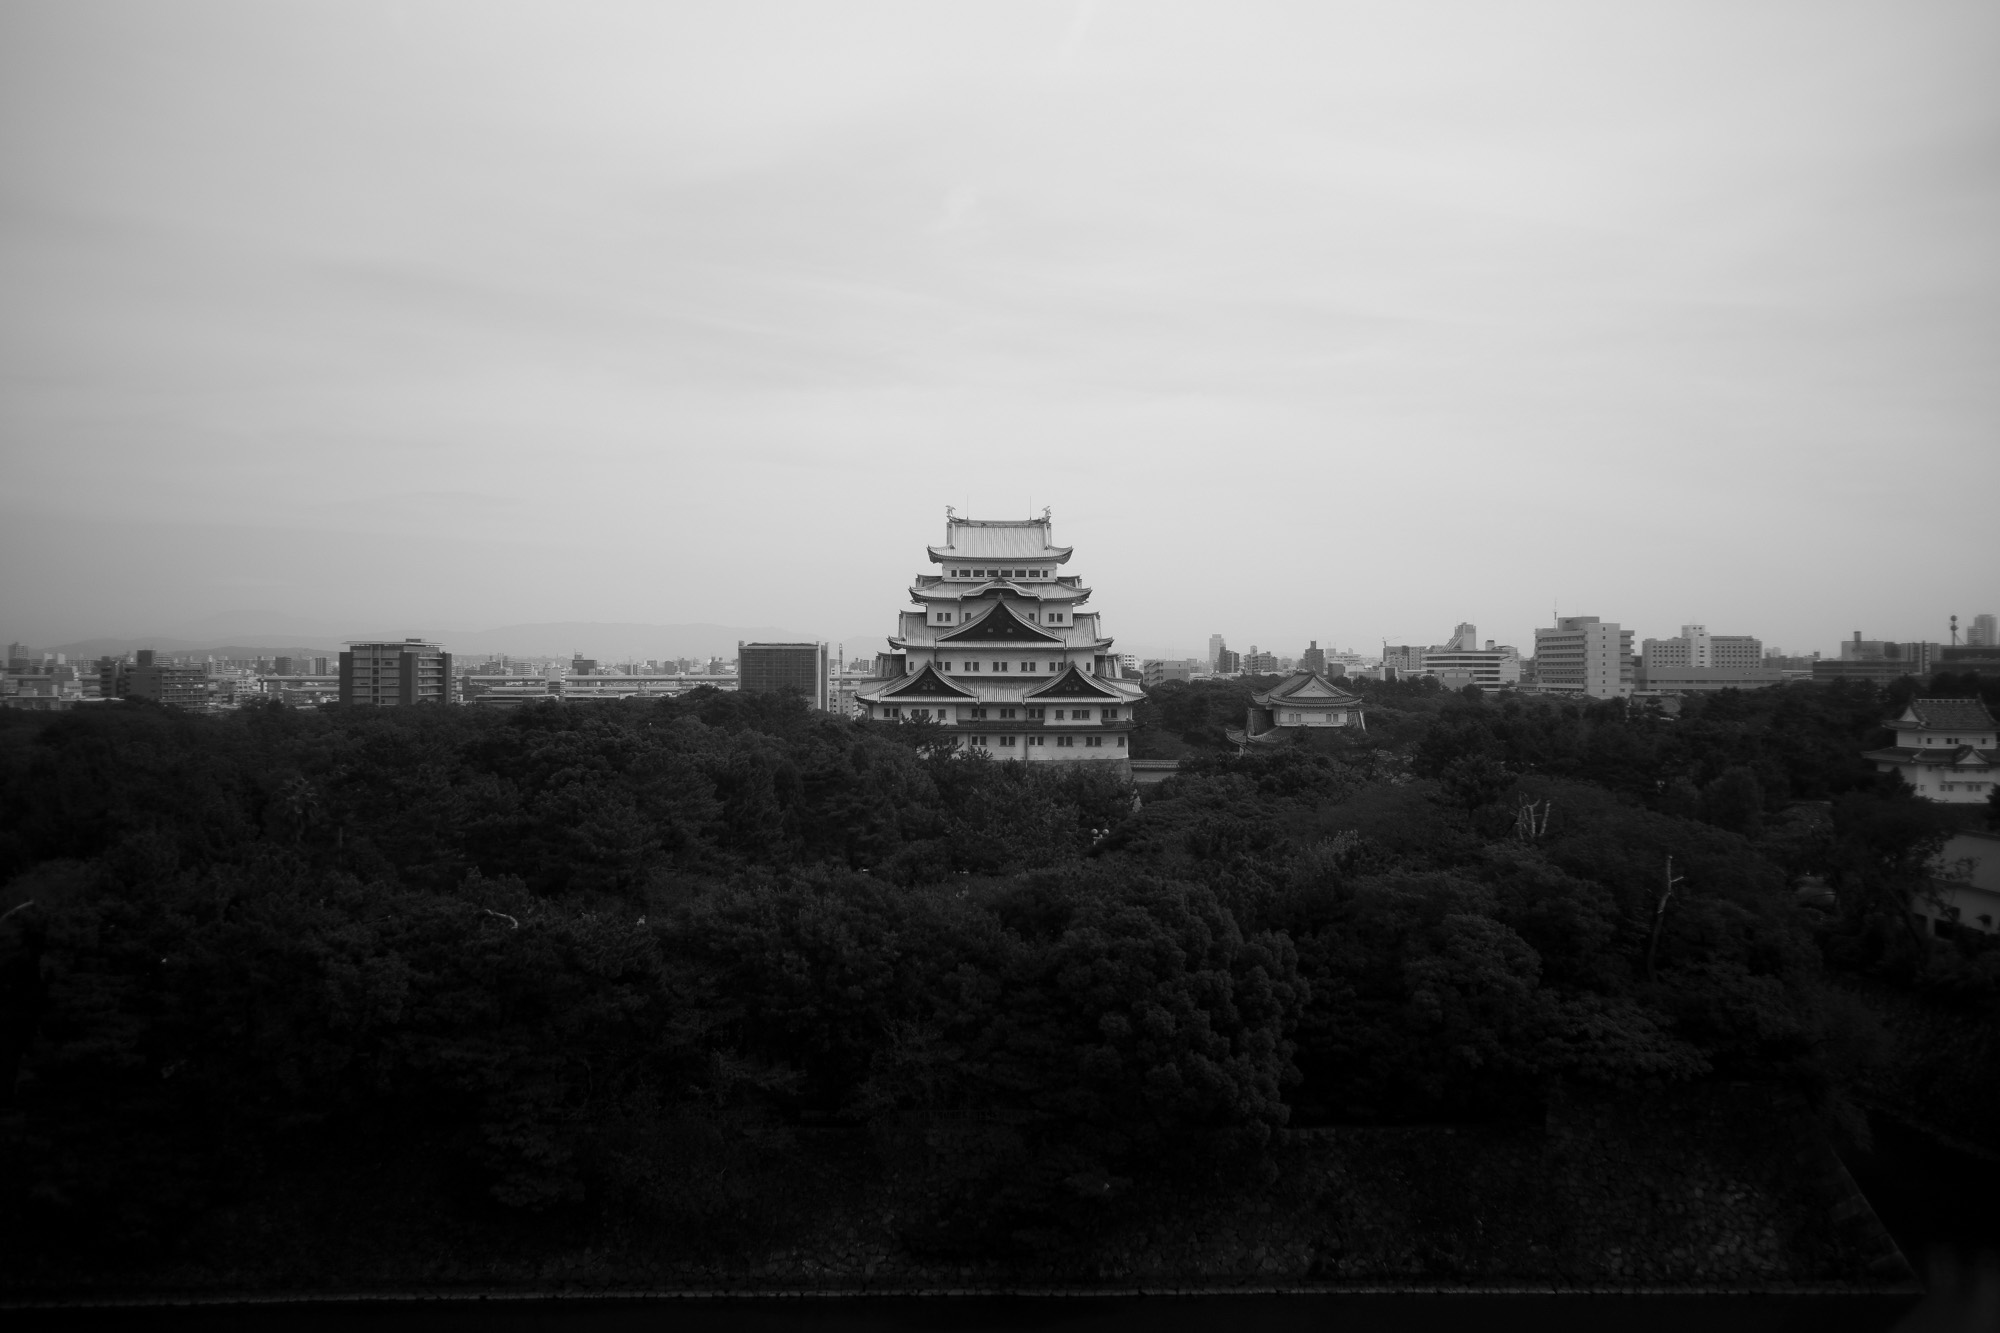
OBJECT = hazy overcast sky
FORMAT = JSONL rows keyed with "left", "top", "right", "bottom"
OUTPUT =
{"left": 3, "top": 1, "right": 1995, "bottom": 661}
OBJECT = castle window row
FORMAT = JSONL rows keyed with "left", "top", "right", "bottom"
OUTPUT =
{"left": 928, "top": 611, "right": 1069, "bottom": 624}
{"left": 875, "top": 706, "right": 1119, "bottom": 723}
{"left": 962, "top": 734, "right": 1123, "bottom": 750}
{"left": 950, "top": 568, "right": 1048, "bottom": 578}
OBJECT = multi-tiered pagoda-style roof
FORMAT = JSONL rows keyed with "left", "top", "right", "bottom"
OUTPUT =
{"left": 857, "top": 511, "right": 1143, "bottom": 767}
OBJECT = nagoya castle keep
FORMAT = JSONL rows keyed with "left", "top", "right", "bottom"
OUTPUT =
{"left": 856, "top": 511, "right": 1143, "bottom": 766}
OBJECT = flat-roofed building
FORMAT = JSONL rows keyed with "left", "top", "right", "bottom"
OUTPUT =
{"left": 106, "top": 649, "right": 211, "bottom": 707}
{"left": 1811, "top": 633, "right": 1941, "bottom": 685}
{"left": 339, "top": 639, "right": 453, "bottom": 706}
{"left": 1643, "top": 625, "right": 1764, "bottom": 670}
{"left": 1532, "top": 616, "right": 1633, "bottom": 699}
{"left": 737, "top": 641, "right": 829, "bottom": 710}
{"left": 464, "top": 673, "right": 737, "bottom": 706}
{"left": 1417, "top": 627, "right": 1521, "bottom": 690}
{"left": 1142, "top": 658, "right": 1202, "bottom": 687}
{"left": 1638, "top": 626, "right": 1780, "bottom": 693}
{"left": 1939, "top": 644, "right": 2000, "bottom": 677}
{"left": 1381, "top": 644, "right": 1425, "bottom": 677}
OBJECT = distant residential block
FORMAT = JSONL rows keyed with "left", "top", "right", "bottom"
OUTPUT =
{"left": 101, "top": 648, "right": 211, "bottom": 708}
{"left": 1142, "top": 658, "right": 1202, "bottom": 687}
{"left": 1811, "top": 633, "right": 1941, "bottom": 685}
{"left": 1638, "top": 625, "right": 1781, "bottom": 694}
{"left": 339, "top": 640, "right": 454, "bottom": 706}
{"left": 1939, "top": 645, "right": 2000, "bottom": 676}
{"left": 1418, "top": 625, "right": 1521, "bottom": 691}
{"left": 464, "top": 673, "right": 737, "bottom": 706}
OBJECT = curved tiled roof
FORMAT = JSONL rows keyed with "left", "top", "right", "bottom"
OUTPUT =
{"left": 1250, "top": 670, "right": 1365, "bottom": 709}
{"left": 879, "top": 664, "right": 976, "bottom": 699}
{"left": 1863, "top": 744, "right": 1996, "bottom": 769}
{"left": 1025, "top": 664, "right": 1122, "bottom": 699}
{"left": 937, "top": 600, "right": 1065, "bottom": 644}
{"left": 928, "top": 517, "right": 1072, "bottom": 564}
{"left": 1891, "top": 698, "right": 1998, "bottom": 732}
{"left": 910, "top": 579, "right": 1090, "bottom": 604}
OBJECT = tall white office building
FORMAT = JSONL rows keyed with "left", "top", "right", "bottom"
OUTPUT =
{"left": 1532, "top": 617, "right": 1634, "bottom": 699}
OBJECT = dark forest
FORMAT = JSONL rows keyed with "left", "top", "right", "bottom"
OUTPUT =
{"left": 1, "top": 675, "right": 1995, "bottom": 1285}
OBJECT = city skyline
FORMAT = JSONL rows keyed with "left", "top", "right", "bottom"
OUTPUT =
{"left": 4, "top": 4, "right": 1996, "bottom": 665}
{"left": 3, "top": 589, "right": 1992, "bottom": 673}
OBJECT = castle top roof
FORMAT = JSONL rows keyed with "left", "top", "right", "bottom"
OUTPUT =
{"left": 928, "top": 515, "right": 1072, "bottom": 565}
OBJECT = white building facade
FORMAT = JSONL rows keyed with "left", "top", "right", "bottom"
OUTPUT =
{"left": 855, "top": 513, "right": 1143, "bottom": 766}
{"left": 1417, "top": 625, "right": 1522, "bottom": 690}
{"left": 1531, "top": 616, "right": 1633, "bottom": 700}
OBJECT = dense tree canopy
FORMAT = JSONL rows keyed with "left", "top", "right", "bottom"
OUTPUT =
{"left": 0, "top": 674, "right": 1994, "bottom": 1269}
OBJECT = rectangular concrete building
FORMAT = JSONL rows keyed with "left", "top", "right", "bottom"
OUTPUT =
{"left": 1532, "top": 616, "right": 1633, "bottom": 699}
{"left": 338, "top": 640, "right": 454, "bottom": 706}
{"left": 737, "top": 641, "right": 829, "bottom": 710}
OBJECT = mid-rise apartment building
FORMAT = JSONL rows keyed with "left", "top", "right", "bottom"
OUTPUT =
{"left": 1642, "top": 625, "right": 1763, "bottom": 670}
{"left": 101, "top": 649, "right": 210, "bottom": 707}
{"left": 737, "top": 641, "right": 830, "bottom": 710}
{"left": 1532, "top": 616, "right": 1633, "bottom": 699}
{"left": 1142, "top": 658, "right": 1202, "bottom": 687}
{"left": 1381, "top": 644, "right": 1426, "bottom": 677}
{"left": 338, "top": 640, "right": 454, "bottom": 706}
